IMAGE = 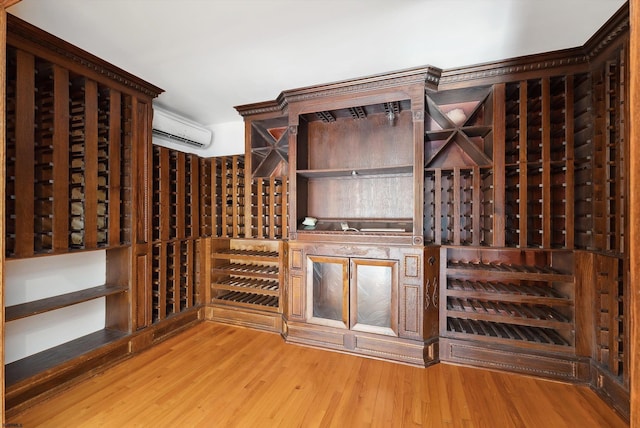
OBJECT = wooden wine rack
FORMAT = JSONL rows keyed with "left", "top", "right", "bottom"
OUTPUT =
{"left": 248, "top": 176, "right": 287, "bottom": 239}
{"left": 441, "top": 247, "right": 575, "bottom": 353}
{"left": 151, "top": 239, "right": 199, "bottom": 323}
{"left": 5, "top": 47, "right": 133, "bottom": 258}
{"left": 424, "top": 86, "right": 494, "bottom": 246}
{"left": 572, "top": 73, "right": 593, "bottom": 249}
{"left": 503, "top": 76, "right": 577, "bottom": 249}
{"left": 4, "top": 14, "right": 162, "bottom": 414}
{"left": 151, "top": 146, "right": 201, "bottom": 243}
{"left": 209, "top": 238, "right": 284, "bottom": 332}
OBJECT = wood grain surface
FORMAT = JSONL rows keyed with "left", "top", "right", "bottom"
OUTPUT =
{"left": 7, "top": 322, "right": 626, "bottom": 427}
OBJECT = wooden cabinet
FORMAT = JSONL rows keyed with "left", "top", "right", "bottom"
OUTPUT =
{"left": 305, "top": 255, "right": 398, "bottom": 336}
{"left": 286, "top": 242, "right": 435, "bottom": 366}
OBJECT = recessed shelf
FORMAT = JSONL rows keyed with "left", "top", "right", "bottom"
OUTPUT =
{"left": 5, "top": 328, "right": 128, "bottom": 388}
{"left": 5, "top": 284, "right": 128, "bottom": 322}
{"left": 297, "top": 165, "right": 412, "bottom": 179}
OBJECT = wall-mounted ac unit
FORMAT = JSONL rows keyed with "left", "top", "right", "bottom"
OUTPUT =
{"left": 152, "top": 106, "right": 212, "bottom": 150}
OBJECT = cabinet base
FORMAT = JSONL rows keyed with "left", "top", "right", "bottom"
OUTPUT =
{"left": 440, "top": 337, "right": 591, "bottom": 383}
{"left": 284, "top": 320, "right": 437, "bottom": 367}
{"left": 206, "top": 304, "right": 283, "bottom": 333}
{"left": 591, "top": 364, "right": 630, "bottom": 421}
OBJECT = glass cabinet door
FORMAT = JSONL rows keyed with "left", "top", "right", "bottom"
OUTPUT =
{"left": 306, "top": 255, "right": 349, "bottom": 328}
{"left": 350, "top": 258, "right": 398, "bottom": 336}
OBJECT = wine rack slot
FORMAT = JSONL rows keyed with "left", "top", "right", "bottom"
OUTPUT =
{"left": 503, "top": 77, "right": 574, "bottom": 249}
{"left": 424, "top": 167, "right": 490, "bottom": 246}
{"left": 249, "top": 176, "right": 287, "bottom": 239}
{"left": 151, "top": 239, "right": 198, "bottom": 323}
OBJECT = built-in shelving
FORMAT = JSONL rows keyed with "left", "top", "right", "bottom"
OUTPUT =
{"left": 211, "top": 239, "right": 282, "bottom": 312}
{"left": 5, "top": 285, "right": 128, "bottom": 322}
{"left": 441, "top": 247, "right": 575, "bottom": 353}
{"left": 209, "top": 239, "right": 284, "bottom": 330}
{"left": 3, "top": 14, "right": 162, "bottom": 414}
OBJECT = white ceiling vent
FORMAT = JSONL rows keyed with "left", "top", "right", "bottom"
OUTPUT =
{"left": 152, "top": 106, "right": 212, "bottom": 150}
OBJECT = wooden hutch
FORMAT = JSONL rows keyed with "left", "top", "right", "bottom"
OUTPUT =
{"left": 233, "top": 4, "right": 632, "bottom": 420}
{"left": 1, "top": 2, "right": 633, "bottom": 423}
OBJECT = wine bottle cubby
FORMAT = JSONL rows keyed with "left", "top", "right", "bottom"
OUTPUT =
{"left": 249, "top": 176, "right": 287, "bottom": 239}
{"left": 151, "top": 239, "right": 199, "bottom": 323}
{"left": 151, "top": 145, "right": 203, "bottom": 242}
{"left": 424, "top": 86, "right": 494, "bottom": 246}
{"left": 503, "top": 76, "right": 576, "bottom": 249}
{"left": 5, "top": 46, "right": 133, "bottom": 257}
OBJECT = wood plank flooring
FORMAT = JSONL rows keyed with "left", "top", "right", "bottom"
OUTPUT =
{"left": 7, "top": 322, "right": 627, "bottom": 427}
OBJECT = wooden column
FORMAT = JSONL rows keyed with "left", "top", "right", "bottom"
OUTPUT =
{"left": 1, "top": 1, "right": 22, "bottom": 423}
{"left": 629, "top": 0, "right": 639, "bottom": 424}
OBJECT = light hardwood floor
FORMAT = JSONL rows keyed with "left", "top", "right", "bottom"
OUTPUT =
{"left": 7, "top": 322, "right": 627, "bottom": 427}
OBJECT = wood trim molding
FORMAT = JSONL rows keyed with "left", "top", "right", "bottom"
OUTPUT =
{"left": 2, "top": 0, "right": 21, "bottom": 7}
{"left": 283, "top": 65, "right": 441, "bottom": 103}
{"left": 6, "top": 14, "right": 163, "bottom": 98}
{"left": 0, "top": 4, "right": 9, "bottom": 424}
{"left": 440, "top": 48, "right": 587, "bottom": 86}
{"left": 628, "top": 0, "right": 639, "bottom": 425}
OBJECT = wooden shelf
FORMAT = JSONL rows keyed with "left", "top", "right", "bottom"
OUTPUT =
{"left": 213, "top": 291, "right": 279, "bottom": 312}
{"left": 5, "top": 284, "right": 128, "bottom": 322}
{"left": 212, "top": 277, "right": 279, "bottom": 297}
{"left": 297, "top": 165, "right": 412, "bottom": 179}
{"left": 5, "top": 328, "right": 128, "bottom": 387}
{"left": 212, "top": 248, "right": 279, "bottom": 262}
{"left": 446, "top": 318, "right": 572, "bottom": 348}
{"left": 447, "top": 260, "right": 573, "bottom": 283}
{"left": 212, "top": 262, "right": 279, "bottom": 279}
{"left": 446, "top": 297, "right": 571, "bottom": 329}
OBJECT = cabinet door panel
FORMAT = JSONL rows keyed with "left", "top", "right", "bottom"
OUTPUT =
{"left": 306, "top": 255, "right": 349, "bottom": 328}
{"left": 351, "top": 259, "right": 398, "bottom": 336}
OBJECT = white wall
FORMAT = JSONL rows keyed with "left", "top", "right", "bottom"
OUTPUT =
{"left": 5, "top": 251, "right": 107, "bottom": 364}
{"left": 205, "top": 121, "right": 245, "bottom": 157}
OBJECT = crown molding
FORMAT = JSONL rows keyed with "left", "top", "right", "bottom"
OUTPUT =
{"left": 6, "top": 14, "right": 163, "bottom": 98}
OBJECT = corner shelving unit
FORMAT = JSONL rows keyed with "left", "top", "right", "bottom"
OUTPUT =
{"left": 209, "top": 238, "right": 284, "bottom": 332}
{"left": 3, "top": 14, "right": 162, "bottom": 413}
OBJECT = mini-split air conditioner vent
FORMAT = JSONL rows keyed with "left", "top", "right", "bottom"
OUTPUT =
{"left": 152, "top": 106, "right": 212, "bottom": 150}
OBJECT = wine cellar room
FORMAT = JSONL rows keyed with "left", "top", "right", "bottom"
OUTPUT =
{"left": 1, "top": 0, "right": 640, "bottom": 426}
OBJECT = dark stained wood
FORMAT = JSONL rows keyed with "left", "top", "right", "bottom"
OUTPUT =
{"left": 105, "top": 247, "right": 131, "bottom": 332}
{"left": 83, "top": 79, "right": 98, "bottom": 248}
{"left": 14, "top": 49, "right": 34, "bottom": 257}
{"left": 6, "top": 15, "right": 162, "bottom": 98}
{"left": 492, "top": 83, "right": 506, "bottom": 246}
{"left": 565, "top": 74, "right": 575, "bottom": 249}
{"left": 52, "top": 65, "right": 69, "bottom": 251}
{"left": 176, "top": 151, "right": 186, "bottom": 239}
{"left": 5, "top": 328, "right": 128, "bottom": 387}
{"left": 1, "top": 5, "right": 9, "bottom": 422}
{"left": 107, "top": 88, "right": 122, "bottom": 247}
{"left": 208, "top": 238, "right": 284, "bottom": 332}
{"left": 189, "top": 154, "right": 200, "bottom": 238}
{"left": 518, "top": 80, "right": 528, "bottom": 248}
{"left": 5, "top": 284, "right": 128, "bottom": 321}
{"left": 630, "top": 0, "right": 639, "bottom": 424}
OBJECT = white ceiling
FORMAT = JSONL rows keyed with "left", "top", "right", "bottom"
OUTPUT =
{"left": 8, "top": 0, "right": 627, "bottom": 128}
